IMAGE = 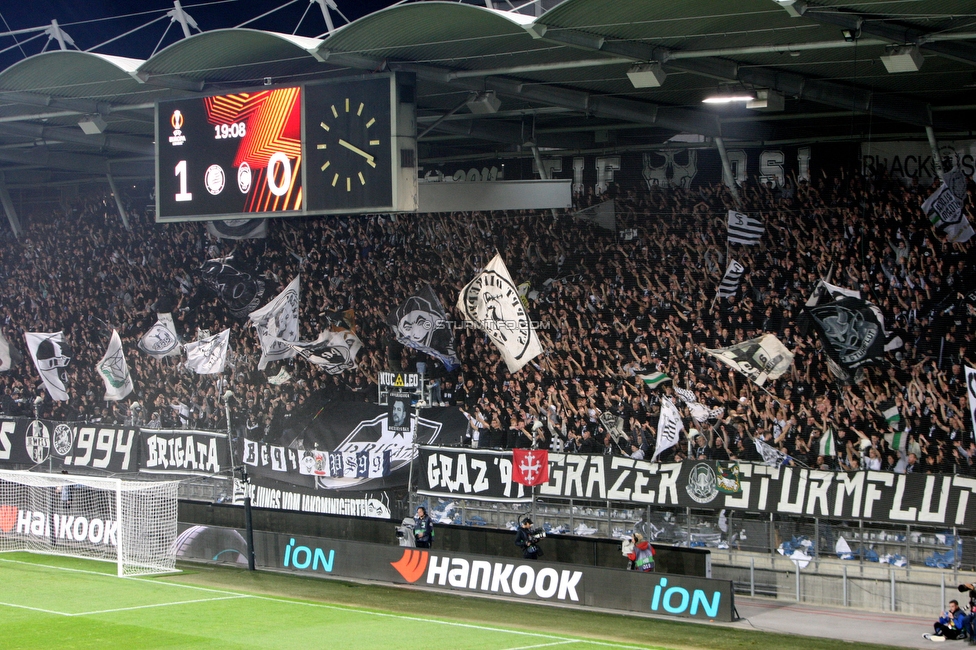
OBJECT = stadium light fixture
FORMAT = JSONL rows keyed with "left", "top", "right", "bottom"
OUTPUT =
{"left": 626, "top": 63, "right": 667, "bottom": 88}
{"left": 746, "top": 89, "right": 785, "bottom": 112}
{"left": 702, "top": 93, "right": 755, "bottom": 104}
{"left": 466, "top": 91, "right": 501, "bottom": 114}
{"left": 880, "top": 45, "right": 924, "bottom": 73}
{"left": 78, "top": 115, "right": 107, "bottom": 134}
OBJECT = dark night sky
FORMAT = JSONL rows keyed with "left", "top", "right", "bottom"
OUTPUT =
{"left": 0, "top": 0, "right": 398, "bottom": 71}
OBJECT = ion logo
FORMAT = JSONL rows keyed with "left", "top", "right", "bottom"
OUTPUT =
{"left": 650, "top": 577, "right": 721, "bottom": 618}
{"left": 391, "top": 549, "right": 429, "bottom": 583}
{"left": 283, "top": 538, "right": 334, "bottom": 572}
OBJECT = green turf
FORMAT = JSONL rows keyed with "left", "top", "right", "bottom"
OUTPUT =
{"left": 0, "top": 552, "right": 901, "bottom": 650}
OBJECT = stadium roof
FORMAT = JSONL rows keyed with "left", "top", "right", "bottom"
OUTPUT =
{"left": 0, "top": 0, "right": 974, "bottom": 190}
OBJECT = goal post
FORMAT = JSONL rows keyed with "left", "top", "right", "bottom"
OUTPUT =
{"left": 0, "top": 469, "right": 179, "bottom": 577}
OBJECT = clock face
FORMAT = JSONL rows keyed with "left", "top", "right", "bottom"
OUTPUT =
{"left": 305, "top": 76, "right": 394, "bottom": 212}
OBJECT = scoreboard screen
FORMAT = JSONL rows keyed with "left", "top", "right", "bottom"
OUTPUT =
{"left": 155, "top": 73, "right": 417, "bottom": 223}
{"left": 156, "top": 87, "right": 304, "bottom": 221}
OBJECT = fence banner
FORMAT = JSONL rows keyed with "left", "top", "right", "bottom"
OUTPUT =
{"left": 140, "top": 428, "right": 230, "bottom": 477}
{"left": 173, "top": 525, "right": 735, "bottom": 621}
{"left": 419, "top": 447, "right": 976, "bottom": 528}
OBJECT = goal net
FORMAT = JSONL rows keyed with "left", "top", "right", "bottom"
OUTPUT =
{"left": 0, "top": 469, "right": 179, "bottom": 577}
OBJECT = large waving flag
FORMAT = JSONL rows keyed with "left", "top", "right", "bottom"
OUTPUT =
{"left": 805, "top": 296, "right": 885, "bottom": 374}
{"left": 457, "top": 253, "right": 542, "bottom": 374}
{"left": 200, "top": 257, "right": 266, "bottom": 318}
{"left": 97, "top": 330, "right": 133, "bottom": 401}
{"left": 650, "top": 397, "right": 684, "bottom": 462}
{"left": 705, "top": 334, "right": 794, "bottom": 387}
{"left": 387, "top": 285, "right": 459, "bottom": 371}
{"left": 206, "top": 219, "right": 268, "bottom": 240}
{"left": 249, "top": 276, "right": 300, "bottom": 371}
{"left": 727, "top": 210, "right": 764, "bottom": 245}
{"left": 921, "top": 168, "right": 973, "bottom": 243}
{"left": 138, "top": 313, "right": 182, "bottom": 358}
{"left": 185, "top": 329, "right": 230, "bottom": 375}
{"left": 717, "top": 260, "right": 744, "bottom": 299}
{"left": 25, "top": 331, "right": 71, "bottom": 401}
{"left": 287, "top": 329, "right": 362, "bottom": 375}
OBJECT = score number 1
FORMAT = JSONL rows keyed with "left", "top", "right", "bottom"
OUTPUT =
{"left": 175, "top": 160, "right": 192, "bottom": 202}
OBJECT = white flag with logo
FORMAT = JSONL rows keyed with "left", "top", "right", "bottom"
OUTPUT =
{"left": 249, "top": 276, "right": 300, "bottom": 370}
{"left": 717, "top": 260, "right": 744, "bottom": 299}
{"left": 185, "top": 329, "right": 230, "bottom": 375}
{"left": 457, "top": 253, "right": 542, "bottom": 373}
{"left": 727, "top": 210, "right": 764, "bottom": 245}
{"left": 921, "top": 181, "right": 974, "bottom": 243}
{"left": 705, "top": 334, "right": 794, "bottom": 387}
{"left": 967, "top": 366, "right": 976, "bottom": 441}
{"left": 650, "top": 397, "right": 684, "bottom": 462}
{"left": 25, "top": 331, "right": 71, "bottom": 401}
{"left": 138, "top": 312, "right": 181, "bottom": 358}
{"left": 97, "top": 330, "right": 133, "bottom": 401}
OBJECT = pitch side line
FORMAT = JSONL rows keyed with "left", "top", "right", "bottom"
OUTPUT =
{"left": 0, "top": 601, "right": 69, "bottom": 616}
{"left": 502, "top": 641, "right": 579, "bottom": 650}
{"left": 73, "top": 595, "right": 250, "bottom": 616}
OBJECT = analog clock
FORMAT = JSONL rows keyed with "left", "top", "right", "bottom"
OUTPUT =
{"left": 305, "top": 76, "right": 395, "bottom": 212}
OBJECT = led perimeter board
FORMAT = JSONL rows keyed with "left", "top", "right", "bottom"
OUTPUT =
{"left": 155, "top": 73, "right": 417, "bottom": 223}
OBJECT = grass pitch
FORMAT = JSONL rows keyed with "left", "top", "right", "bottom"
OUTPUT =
{"left": 0, "top": 552, "right": 900, "bottom": 650}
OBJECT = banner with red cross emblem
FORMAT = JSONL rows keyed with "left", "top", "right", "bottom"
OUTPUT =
{"left": 512, "top": 449, "right": 549, "bottom": 487}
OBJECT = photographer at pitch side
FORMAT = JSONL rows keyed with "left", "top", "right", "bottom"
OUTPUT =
{"left": 515, "top": 517, "right": 545, "bottom": 559}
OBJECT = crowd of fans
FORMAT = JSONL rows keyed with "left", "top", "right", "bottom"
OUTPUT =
{"left": 0, "top": 164, "right": 973, "bottom": 475}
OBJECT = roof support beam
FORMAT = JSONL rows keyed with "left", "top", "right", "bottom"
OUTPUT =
{"left": 0, "top": 122, "right": 154, "bottom": 156}
{"left": 0, "top": 147, "right": 108, "bottom": 174}
{"left": 528, "top": 25, "right": 935, "bottom": 127}
{"left": 794, "top": 4, "right": 976, "bottom": 66}
{"left": 0, "top": 173, "right": 23, "bottom": 238}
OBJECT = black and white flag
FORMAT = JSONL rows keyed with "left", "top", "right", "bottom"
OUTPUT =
{"left": 97, "top": 330, "right": 133, "bottom": 401}
{"left": 966, "top": 366, "right": 976, "bottom": 443}
{"left": 650, "top": 397, "right": 684, "bottom": 462}
{"left": 249, "top": 276, "right": 300, "bottom": 371}
{"left": 25, "top": 331, "right": 71, "bottom": 401}
{"left": 200, "top": 257, "right": 266, "bottom": 318}
{"left": 921, "top": 168, "right": 974, "bottom": 243}
{"left": 387, "top": 284, "right": 459, "bottom": 371}
{"left": 138, "top": 313, "right": 181, "bottom": 358}
{"left": 185, "top": 329, "right": 230, "bottom": 375}
{"left": 705, "top": 334, "right": 794, "bottom": 387}
{"left": 457, "top": 253, "right": 542, "bottom": 374}
{"left": 754, "top": 438, "right": 788, "bottom": 467}
{"left": 806, "top": 296, "right": 886, "bottom": 373}
{"left": 673, "top": 387, "right": 725, "bottom": 423}
{"left": 717, "top": 260, "right": 744, "bottom": 299}
{"left": 727, "top": 210, "right": 764, "bottom": 245}
{"left": 287, "top": 329, "right": 362, "bottom": 375}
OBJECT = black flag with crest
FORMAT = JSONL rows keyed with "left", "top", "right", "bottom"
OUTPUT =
{"left": 200, "top": 258, "right": 266, "bottom": 318}
{"left": 806, "top": 296, "right": 886, "bottom": 373}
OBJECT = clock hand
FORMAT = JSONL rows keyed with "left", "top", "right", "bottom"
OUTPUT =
{"left": 338, "top": 139, "right": 376, "bottom": 167}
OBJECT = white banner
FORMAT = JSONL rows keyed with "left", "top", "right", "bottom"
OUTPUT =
{"left": 650, "top": 397, "right": 684, "bottom": 462}
{"left": 457, "top": 254, "right": 542, "bottom": 373}
{"left": 185, "top": 329, "right": 230, "bottom": 375}
{"left": 249, "top": 276, "right": 300, "bottom": 370}
{"left": 138, "top": 313, "right": 181, "bottom": 358}
{"left": 705, "top": 334, "right": 794, "bottom": 387}
{"left": 97, "top": 330, "right": 133, "bottom": 401}
{"left": 24, "top": 331, "right": 71, "bottom": 401}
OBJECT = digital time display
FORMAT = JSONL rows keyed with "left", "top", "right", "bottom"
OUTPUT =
{"left": 156, "top": 87, "right": 304, "bottom": 221}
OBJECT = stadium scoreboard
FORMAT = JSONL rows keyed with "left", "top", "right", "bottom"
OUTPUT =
{"left": 155, "top": 73, "right": 417, "bottom": 222}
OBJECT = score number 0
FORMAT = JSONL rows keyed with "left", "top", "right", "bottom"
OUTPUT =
{"left": 174, "top": 152, "right": 294, "bottom": 203}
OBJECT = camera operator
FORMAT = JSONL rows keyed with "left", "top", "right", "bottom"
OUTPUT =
{"left": 515, "top": 517, "right": 545, "bottom": 559}
{"left": 625, "top": 532, "right": 656, "bottom": 572}
{"left": 413, "top": 507, "right": 433, "bottom": 548}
